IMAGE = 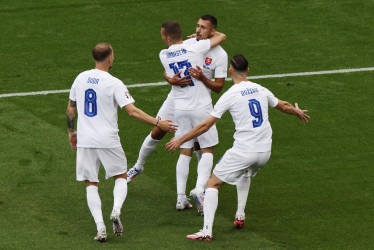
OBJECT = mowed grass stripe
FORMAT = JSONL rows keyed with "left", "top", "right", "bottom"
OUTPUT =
{"left": 1, "top": 67, "right": 373, "bottom": 98}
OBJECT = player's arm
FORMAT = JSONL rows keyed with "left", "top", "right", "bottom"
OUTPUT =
{"left": 209, "top": 31, "right": 226, "bottom": 48}
{"left": 163, "top": 71, "right": 191, "bottom": 87}
{"left": 165, "top": 115, "right": 218, "bottom": 152}
{"left": 275, "top": 100, "right": 310, "bottom": 125}
{"left": 66, "top": 99, "right": 77, "bottom": 150}
{"left": 189, "top": 66, "right": 224, "bottom": 93}
{"left": 122, "top": 103, "right": 178, "bottom": 132}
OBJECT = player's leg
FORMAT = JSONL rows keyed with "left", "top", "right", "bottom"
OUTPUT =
{"left": 194, "top": 141, "right": 202, "bottom": 162}
{"left": 127, "top": 95, "right": 174, "bottom": 183}
{"left": 234, "top": 172, "right": 251, "bottom": 228}
{"left": 186, "top": 174, "right": 224, "bottom": 241}
{"left": 77, "top": 148, "right": 107, "bottom": 242}
{"left": 176, "top": 148, "right": 193, "bottom": 210}
{"left": 99, "top": 147, "right": 128, "bottom": 236}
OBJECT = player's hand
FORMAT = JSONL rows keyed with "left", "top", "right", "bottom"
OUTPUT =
{"left": 165, "top": 137, "right": 183, "bottom": 152}
{"left": 295, "top": 103, "right": 310, "bottom": 125}
{"left": 169, "top": 71, "right": 191, "bottom": 87}
{"left": 157, "top": 119, "right": 178, "bottom": 133}
{"left": 187, "top": 33, "right": 197, "bottom": 38}
{"left": 69, "top": 131, "right": 77, "bottom": 150}
{"left": 189, "top": 66, "right": 203, "bottom": 80}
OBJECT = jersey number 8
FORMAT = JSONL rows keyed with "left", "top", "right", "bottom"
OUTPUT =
{"left": 84, "top": 88, "right": 97, "bottom": 117}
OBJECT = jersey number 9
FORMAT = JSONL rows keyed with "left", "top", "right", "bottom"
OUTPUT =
{"left": 248, "top": 99, "right": 263, "bottom": 128}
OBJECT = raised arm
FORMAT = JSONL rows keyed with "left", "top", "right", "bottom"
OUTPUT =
{"left": 165, "top": 115, "right": 218, "bottom": 152}
{"left": 66, "top": 99, "right": 77, "bottom": 150}
{"left": 123, "top": 103, "right": 178, "bottom": 133}
{"left": 275, "top": 100, "right": 310, "bottom": 125}
{"left": 209, "top": 31, "right": 226, "bottom": 48}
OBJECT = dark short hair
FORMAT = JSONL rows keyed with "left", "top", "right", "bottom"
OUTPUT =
{"left": 200, "top": 15, "right": 217, "bottom": 28}
{"left": 231, "top": 54, "right": 248, "bottom": 72}
{"left": 92, "top": 43, "right": 113, "bottom": 62}
{"left": 161, "top": 21, "right": 182, "bottom": 41}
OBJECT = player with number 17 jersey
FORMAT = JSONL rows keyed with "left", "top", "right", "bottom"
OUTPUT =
{"left": 69, "top": 69, "right": 135, "bottom": 148}
{"left": 159, "top": 39, "right": 212, "bottom": 111}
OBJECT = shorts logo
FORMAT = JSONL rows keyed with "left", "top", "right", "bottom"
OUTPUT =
{"left": 205, "top": 57, "right": 212, "bottom": 66}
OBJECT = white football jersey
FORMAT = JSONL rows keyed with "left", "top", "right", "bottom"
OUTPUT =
{"left": 69, "top": 69, "right": 135, "bottom": 148}
{"left": 159, "top": 39, "right": 212, "bottom": 110}
{"left": 183, "top": 38, "right": 228, "bottom": 80}
{"left": 211, "top": 81, "right": 279, "bottom": 152}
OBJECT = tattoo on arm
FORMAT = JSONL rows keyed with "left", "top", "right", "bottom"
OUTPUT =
{"left": 67, "top": 116, "right": 75, "bottom": 132}
{"left": 70, "top": 101, "right": 76, "bottom": 108}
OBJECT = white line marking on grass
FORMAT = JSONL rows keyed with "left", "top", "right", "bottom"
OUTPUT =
{"left": 1, "top": 67, "right": 373, "bottom": 98}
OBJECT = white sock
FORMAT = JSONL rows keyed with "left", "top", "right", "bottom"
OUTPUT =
{"left": 195, "top": 150, "right": 202, "bottom": 163}
{"left": 86, "top": 185, "right": 105, "bottom": 231}
{"left": 236, "top": 175, "right": 251, "bottom": 216}
{"left": 134, "top": 133, "right": 160, "bottom": 171}
{"left": 203, "top": 188, "right": 219, "bottom": 234}
{"left": 112, "top": 178, "right": 128, "bottom": 213}
{"left": 195, "top": 153, "right": 213, "bottom": 194}
{"left": 176, "top": 154, "right": 191, "bottom": 200}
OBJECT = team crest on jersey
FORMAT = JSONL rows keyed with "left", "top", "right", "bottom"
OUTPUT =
{"left": 205, "top": 57, "right": 212, "bottom": 66}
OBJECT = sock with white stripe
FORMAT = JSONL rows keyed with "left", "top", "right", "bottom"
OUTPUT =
{"left": 134, "top": 133, "right": 160, "bottom": 171}
{"left": 112, "top": 178, "right": 128, "bottom": 213}
{"left": 195, "top": 153, "right": 213, "bottom": 194}
{"left": 236, "top": 175, "right": 251, "bottom": 216}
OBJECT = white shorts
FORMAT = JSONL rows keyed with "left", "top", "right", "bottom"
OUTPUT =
{"left": 213, "top": 148, "right": 271, "bottom": 185}
{"left": 76, "top": 147, "right": 127, "bottom": 182}
{"left": 175, "top": 107, "right": 218, "bottom": 149}
{"left": 156, "top": 93, "right": 175, "bottom": 120}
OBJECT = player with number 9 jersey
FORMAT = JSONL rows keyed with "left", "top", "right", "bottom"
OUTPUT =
{"left": 69, "top": 69, "right": 135, "bottom": 148}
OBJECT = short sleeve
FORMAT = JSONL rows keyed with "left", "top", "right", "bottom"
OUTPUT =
{"left": 191, "top": 39, "right": 211, "bottom": 54}
{"left": 210, "top": 91, "right": 232, "bottom": 118}
{"left": 264, "top": 88, "right": 278, "bottom": 107}
{"left": 114, "top": 81, "right": 135, "bottom": 108}
{"left": 214, "top": 50, "right": 228, "bottom": 78}
{"left": 69, "top": 79, "right": 77, "bottom": 101}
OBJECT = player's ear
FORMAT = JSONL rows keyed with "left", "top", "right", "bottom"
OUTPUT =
{"left": 246, "top": 67, "right": 250, "bottom": 74}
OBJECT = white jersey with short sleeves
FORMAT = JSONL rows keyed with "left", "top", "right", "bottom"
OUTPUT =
{"left": 159, "top": 39, "right": 212, "bottom": 111}
{"left": 211, "top": 81, "right": 279, "bottom": 152}
{"left": 183, "top": 38, "right": 228, "bottom": 80}
{"left": 69, "top": 69, "right": 135, "bottom": 148}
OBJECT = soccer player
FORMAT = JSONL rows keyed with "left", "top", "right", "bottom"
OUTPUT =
{"left": 127, "top": 15, "right": 228, "bottom": 212}
{"left": 66, "top": 42, "right": 177, "bottom": 242}
{"left": 166, "top": 54, "right": 310, "bottom": 241}
{"left": 159, "top": 21, "right": 225, "bottom": 211}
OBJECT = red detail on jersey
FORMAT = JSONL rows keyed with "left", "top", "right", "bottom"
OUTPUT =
{"left": 205, "top": 57, "right": 212, "bottom": 66}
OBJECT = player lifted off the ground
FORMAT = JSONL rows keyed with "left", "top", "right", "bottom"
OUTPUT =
{"left": 67, "top": 43, "right": 177, "bottom": 242}
{"left": 166, "top": 54, "right": 310, "bottom": 241}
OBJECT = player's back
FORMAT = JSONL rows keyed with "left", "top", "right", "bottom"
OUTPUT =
{"left": 159, "top": 40, "right": 212, "bottom": 111}
{"left": 215, "top": 81, "right": 278, "bottom": 152}
{"left": 70, "top": 69, "right": 126, "bottom": 148}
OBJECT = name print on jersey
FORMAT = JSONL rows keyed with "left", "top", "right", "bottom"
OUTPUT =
{"left": 166, "top": 48, "right": 187, "bottom": 58}
{"left": 87, "top": 77, "right": 100, "bottom": 84}
{"left": 241, "top": 88, "right": 258, "bottom": 96}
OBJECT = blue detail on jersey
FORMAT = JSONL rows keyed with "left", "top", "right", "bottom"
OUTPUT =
{"left": 248, "top": 99, "right": 263, "bottom": 128}
{"left": 87, "top": 77, "right": 100, "bottom": 84}
{"left": 166, "top": 49, "right": 187, "bottom": 58}
{"left": 84, "top": 88, "right": 97, "bottom": 117}
{"left": 241, "top": 88, "right": 258, "bottom": 96}
{"left": 168, "top": 60, "right": 195, "bottom": 87}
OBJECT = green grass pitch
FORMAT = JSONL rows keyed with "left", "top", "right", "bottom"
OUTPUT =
{"left": 1, "top": 0, "right": 373, "bottom": 249}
